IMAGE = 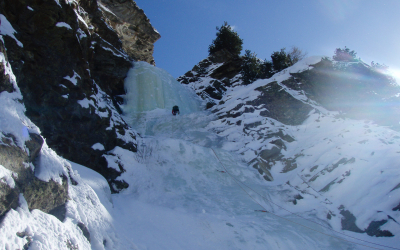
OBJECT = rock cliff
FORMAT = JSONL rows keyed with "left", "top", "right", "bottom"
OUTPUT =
{"left": 0, "top": 0, "right": 159, "bottom": 193}
{"left": 0, "top": 38, "right": 69, "bottom": 223}
{"left": 0, "top": 0, "right": 159, "bottom": 247}
{"left": 98, "top": 0, "right": 160, "bottom": 65}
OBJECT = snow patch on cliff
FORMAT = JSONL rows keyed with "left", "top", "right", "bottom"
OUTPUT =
{"left": 0, "top": 15, "right": 23, "bottom": 47}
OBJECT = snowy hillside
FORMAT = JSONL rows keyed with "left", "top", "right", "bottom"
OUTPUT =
{"left": 178, "top": 55, "right": 400, "bottom": 247}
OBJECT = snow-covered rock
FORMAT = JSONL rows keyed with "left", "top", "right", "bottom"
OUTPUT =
{"left": 178, "top": 51, "right": 400, "bottom": 238}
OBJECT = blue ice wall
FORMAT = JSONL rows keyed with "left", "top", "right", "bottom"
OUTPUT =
{"left": 123, "top": 61, "right": 201, "bottom": 115}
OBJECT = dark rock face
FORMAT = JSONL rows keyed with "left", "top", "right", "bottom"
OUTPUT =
{"left": 251, "top": 158, "right": 274, "bottom": 181}
{"left": 98, "top": 0, "right": 161, "bottom": 65}
{"left": 0, "top": 128, "right": 68, "bottom": 221}
{"left": 0, "top": 0, "right": 158, "bottom": 192}
{"left": 77, "top": 222, "right": 91, "bottom": 243}
{"left": 209, "top": 48, "right": 236, "bottom": 64}
{"left": 210, "top": 57, "right": 242, "bottom": 80}
{"left": 252, "top": 82, "right": 312, "bottom": 126}
{"left": 309, "top": 157, "right": 355, "bottom": 183}
{"left": 365, "top": 220, "right": 394, "bottom": 237}
{"left": 0, "top": 40, "right": 68, "bottom": 218}
{"left": 340, "top": 209, "right": 364, "bottom": 233}
{"left": 177, "top": 55, "right": 243, "bottom": 106}
{"left": 259, "top": 146, "right": 282, "bottom": 163}
{"left": 203, "top": 80, "right": 226, "bottom": 100}
{"left": 340, "top": 209, "right": 394, "bottom": 237}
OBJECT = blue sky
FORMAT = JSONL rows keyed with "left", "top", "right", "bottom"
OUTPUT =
{"left": 135, "top": 0, "right": 400, "bottom": 81}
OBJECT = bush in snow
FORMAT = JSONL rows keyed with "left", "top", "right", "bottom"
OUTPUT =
{"left": 134, "top": 142, "right": 155, "bottom": 164}
{"left": 287, "top": 46, "right": 308, "bottom": 65}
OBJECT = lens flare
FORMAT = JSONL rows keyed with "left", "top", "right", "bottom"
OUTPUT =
{"left": 388, "top": 67, "right": 400, "bottom": 86}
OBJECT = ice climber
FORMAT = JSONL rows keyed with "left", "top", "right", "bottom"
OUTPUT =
{"left": 172, "top": 105, "right": 180, "bottom": 115}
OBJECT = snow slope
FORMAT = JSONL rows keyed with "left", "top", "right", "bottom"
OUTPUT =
{"left": 200, "top": 57, "right": 400, "bottom": 239}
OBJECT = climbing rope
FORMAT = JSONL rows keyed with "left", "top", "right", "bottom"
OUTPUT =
{"left": 209, "top": 147, "right": 399, "bottom": 250}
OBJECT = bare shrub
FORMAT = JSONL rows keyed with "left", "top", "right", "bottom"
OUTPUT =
{"left": 288, "top": 46, "right": 308, "bottom": 65}
{"left": 134, "top": 141, "right": 154, "bottom": 164}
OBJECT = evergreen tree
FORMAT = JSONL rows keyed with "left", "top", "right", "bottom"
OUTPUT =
{"left": 260, "top": 60, "right": 274, "bottom": 79}
{"left": 241, "top": 50, "right": 262, "bottom": 85}
{"left": 271, "top": 48, "right": 291, "bottom": 72}
{"left": 333, "top": 46, "right": 358, "bottom": 62}
{"left": 208, "top": 21, "right": 243, "bottom": 56}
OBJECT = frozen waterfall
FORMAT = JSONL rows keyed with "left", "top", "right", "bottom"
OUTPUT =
{"left": 122, "top": 61, "right": 204, "bottom": 135}
{"left": 123, "top": 61, "right": 201, "bottom": 115}
{"left": 116, "top": 61, "right": 366, "bottom": 249}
